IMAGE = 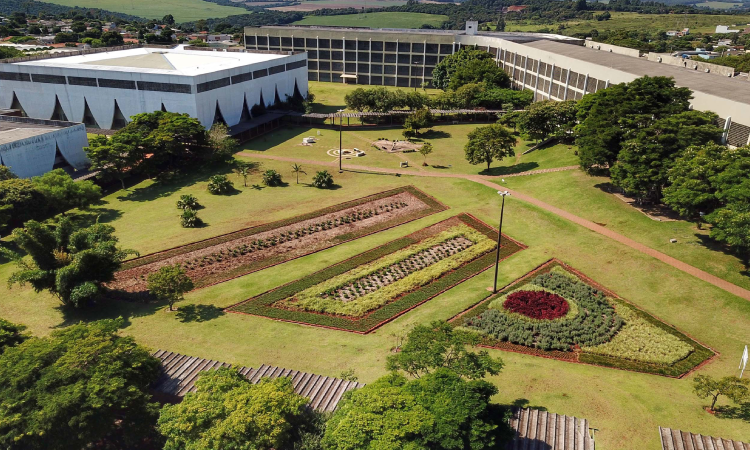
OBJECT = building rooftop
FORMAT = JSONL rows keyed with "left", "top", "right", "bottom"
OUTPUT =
{"left": 659, "top": 426, "right": 750, "bottom": 450}
{"left": 523, "top": 40, "right": 750, "bottom": 106}
{"left": 0, "top": 116, "right": 73, "bottom": 146}
{"left": 10, "top": 46, "right": 289, "bottom": 76}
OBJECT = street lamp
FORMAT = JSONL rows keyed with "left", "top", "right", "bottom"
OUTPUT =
{"left": 337, "top": 108, "right": 345, "bottom": 173}
{"left": 492, "top": 190, "right": 511, "bottom": 294}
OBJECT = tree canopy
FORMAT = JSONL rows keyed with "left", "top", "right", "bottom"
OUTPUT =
{"left": 158, "top": 368, "right": 313, "bottom": 450}
{"left": 464, "top": 124, "right": 516, "bottom": 171}
{"left": 147, "top": 264, "right": 194, "bottom": 310}
{"left": 322, "top": 369, "right": 508, "bottom": 450}
{"left": 432, "top": 48, "right": 509, "bottom": 90}
{"left": 0, "top": 318, "right": 161, "bottom": 450}
{"left": 575, "top": 76, "right": 693, "bottom": 172}
{"left": 4, "top": 217, "right": 137, "bottom": 307}
{"left": 32, "top": 168, "right": 102, "bottom": 213}
{"left": 0, "top": 317, "right": 27, "bottom": 353}
{"left": 517, "top": 100, "right": 577, "bottom": 142}
{"left": 387, "top": 321, "right": 503, "bottom": 380}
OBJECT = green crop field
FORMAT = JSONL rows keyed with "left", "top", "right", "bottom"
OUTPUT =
{"left": 292, "top": 12, "right": 448, "bottom": 29}
{"left": 37, "top": 0, "right": 248, "bottom": 22}
{"left": 3, "top": 82, "right": 750, "bottom": 449}
{"left": 506, "top": 11, "right": 750, "bottom": 34}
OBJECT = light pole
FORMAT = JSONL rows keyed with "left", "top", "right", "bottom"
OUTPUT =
{"left": 337, "top": 108, "right": 345, "bottom": 173}
{"left": 492, "top": 191, "right": 510, "bottom": 294}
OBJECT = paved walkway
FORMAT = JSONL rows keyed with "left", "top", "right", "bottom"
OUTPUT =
{"left": 239, "top": 152, "right": 750, "bottom": 301}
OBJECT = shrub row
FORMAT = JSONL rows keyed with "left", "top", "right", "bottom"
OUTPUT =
{"left": 180, "top": 202, "right": 408, "bottom": 271}
{"left": 228, "top": 214, "right": 524, "bottom": 333}
{"left": 121, "top": 186, "right": 445, "bottom": 270}
{"left": 466, "top": 268, "right": 623, "bottom": 351}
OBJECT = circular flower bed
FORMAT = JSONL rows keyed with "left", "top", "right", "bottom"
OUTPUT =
{"left": 504, "top": 290, "right": 569, "bottom": 320}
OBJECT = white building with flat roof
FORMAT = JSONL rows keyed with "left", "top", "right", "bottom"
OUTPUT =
{"left": 0, "top": 46, "right": 308, "bottom": 130}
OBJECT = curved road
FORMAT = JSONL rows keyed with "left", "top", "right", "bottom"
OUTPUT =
{"left": 239, "top": 152, "right": 750, "bottom": 302}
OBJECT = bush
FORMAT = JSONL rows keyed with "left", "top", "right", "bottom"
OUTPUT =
{"left": 180, "top": 208, "right": 201, "bottom": 228}
{"left": 262, "top": 169, "right": 283, "bottom": 187}
{"left": 207, "top": 174, "right": 233, "bottom": 195}
{"left": 504, "top": 290, "right": 569, "bottom": 320}
{"left": 176, "top": 194, "right": 199, "bottom": 210}
{"left": 312, "top": 170, "right": 334, "bottom": 189}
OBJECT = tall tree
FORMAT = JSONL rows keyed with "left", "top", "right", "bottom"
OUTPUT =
{"left": 432, "top": 48, "right": 509, "bottom": 90}
{"left": 576, "top": 76, "right": 693, "bottom": 172}
{"left": 85, "top": 134, "right": 133, "bottom": 190}
{"left": 464, "top": 124, "right": 516, "bottom": 171}
{"left": 291, "top": 163, "right": 306, "bottom": 184}
{"left": 610, "top": 110, "right": 721, "bottom": 201}
{"left": 387, "top": 321, "right": 503, "bottom": 380}
{"left": 0, "top": 319, "right": 161, "bottom": 450}
{"left": 517, "top": 100, "right": 577, "bottom": 142}
{"left": 707, "top": 203, "right": 750, "bottom": 266}
{"left": 4, "top": 218, "right": 137, "bottom": 307}
{"left": 158, "top": 368, "right": 312, "bottom": 450}
{"left": 323, "top": 369, "right": 508, "bottom": 450}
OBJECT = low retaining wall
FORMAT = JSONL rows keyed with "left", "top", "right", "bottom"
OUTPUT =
{"left": 646, "top": 53, "right": 737, "bottom": 77}
{"left": 583, "top": 40, "right": 642, "bottom": 58}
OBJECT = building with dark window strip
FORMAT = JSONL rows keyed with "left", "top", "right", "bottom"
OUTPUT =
{"left": 0, "top": 47, "right": 308, "bottom": 130}
{"left": 245, "top": 22, "right": 750, "bottom": 147}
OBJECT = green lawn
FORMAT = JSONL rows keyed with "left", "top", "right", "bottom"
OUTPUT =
{"left": 292, "top": 12, "right": 448, "bottom": 29}
{"left": 500, "top": 169, "right": 750, "bottom": 292}
{"left": 3, "top": 154, "right": 750, "bottom": 449}
{"left": 240, "top": 124, "right": 575, "bottom": 176}
{"left": 308, "top": 80, "right": 443, "bottom": 115}
{"left": 505, "top": 11, "right": 750, "bottom": 34}
{"left": 37, "top": 0, "right": 248, "bottom": 21}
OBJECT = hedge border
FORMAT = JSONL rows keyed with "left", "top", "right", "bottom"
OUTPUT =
{"left": 449, "top": 258, "right": 717, "bottom": 378}
{"left": 226, "top": 213, "right": 526, "bottom": 334}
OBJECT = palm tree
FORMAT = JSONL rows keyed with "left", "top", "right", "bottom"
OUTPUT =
{"left": 291, "top": 163, "right": 307, "bottom": 184}
{"left": 233, "top": 163, "right": 252, "bottom": 187}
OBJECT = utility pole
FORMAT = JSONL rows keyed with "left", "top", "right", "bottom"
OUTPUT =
{"left": 492, "top": 191, "right": 511, "bottom": 293}
{"left": 338, "top": 108, "right": 345, "bottom": 173}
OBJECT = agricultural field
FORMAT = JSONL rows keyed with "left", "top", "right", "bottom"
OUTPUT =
{"left": 3, "top": 82, "right": 750, "bottom": 449}
{"left": 37, "top": 0, "right": 248, "bottom": 21}
{"left": 505, "top": 11, "right": 750, "bottom": 34}
{"left": 291, "top": 11, "right": 448, "bottom": 28}
{"left": 273, "top": 0, "right": 407, "bottom": 11}
{"left": 229, "top": 213, "right": 523, "bottom": 332}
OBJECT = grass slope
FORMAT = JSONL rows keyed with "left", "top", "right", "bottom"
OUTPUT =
{"left": 292, "top": 12, "right": 448, "bottom": 29}
{"left": 37, "top": 0, "right": 248, "bottom": 22}
{"left": 506, "top": 11, "right": 750, "bottom": 34}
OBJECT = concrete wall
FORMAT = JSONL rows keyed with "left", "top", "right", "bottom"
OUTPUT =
{"left": 0, "top": 122, "right": 88, "bottom": 178}
{"left": 583, "top": 40, "right": 641, "bottom": 58}
{"left": 646, "top": 53, "right": 737, "bottom": 77}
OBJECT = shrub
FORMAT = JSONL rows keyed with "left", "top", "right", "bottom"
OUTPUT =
{"left": 207, "top": 174, "right": 233, "bottom": 195}
{"left": 262, "top": 169, "right": 283, "bottom": 187}
{"left": 176, "top": 194, "right": 199, "bottom": 210}
{"left": 312, "top": 170, "right": 334, "bottom": 189}
{"left": 503, "top": 290, "right": 569, "bottom": 320}
{"left": 180, "top": 208, "right": 201, "bottom": 228}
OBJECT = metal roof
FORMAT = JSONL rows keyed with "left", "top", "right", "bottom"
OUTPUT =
{"left": 507, "top": 407, "right": 596, "bottom": 450}
{"left": 152, "top": 350, "right": 364, "bottom": 412}
{"left": 659, "top": 427, "right": 750, "bottom": 450}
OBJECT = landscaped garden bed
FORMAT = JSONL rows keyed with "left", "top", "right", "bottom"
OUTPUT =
{"left": 450, "top": 259, "right": 715, "bottom": 377}
{"left": 226, "top": 214, "right": 525, "bottom": 333}
{"left": 109, "top": 186, "right": 447, "bottom": 293}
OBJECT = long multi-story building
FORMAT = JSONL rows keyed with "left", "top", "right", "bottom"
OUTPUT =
{"left": 244, "top": 22, "right": 750, "bottom": 147}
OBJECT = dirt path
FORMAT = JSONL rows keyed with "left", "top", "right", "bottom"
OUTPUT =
{"left": 238, "top": 152, "right": 750, "bottom": 302}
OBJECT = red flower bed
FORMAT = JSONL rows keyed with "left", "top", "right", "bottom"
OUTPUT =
{"left": 504, "top": 290, "right": 569, "bottom": 320}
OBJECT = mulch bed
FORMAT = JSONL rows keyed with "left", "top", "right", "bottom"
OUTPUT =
{"left": 109, "top": 186, "right": 446, "bottom": 294}
{"left": 226, "top": 213, "right": 526, "bottom": 333}
{"left": 449, "top": 259, "right": 717, "bottom": 378}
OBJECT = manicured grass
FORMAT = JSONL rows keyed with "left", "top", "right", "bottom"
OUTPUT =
{"left": 505, "top": 11, "right": 750, "bottom": 34}
{"left": 37, "top": 0, "right": 247, "bottom": 21}
{"left": 3, "top": 159, "right": 750, "bottom": 448}
{"left": 501, "top": 169, "right": 750, "bottom": 291}
{"left": 240, "top": 125, "right": 575, "bottom": 176}
{"left": 292, "top": 12, "right": 448, "bottom": 29}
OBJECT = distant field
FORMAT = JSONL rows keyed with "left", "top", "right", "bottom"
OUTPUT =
{"left": 37, "top": 0, "right": 248, "bottom": 21}
{"left": 506, "top": 11, "right": 750, "bottom": 34}
{"left": 692, "top": 1, "right": 745, "bottom": 8}
{"left": 291, "top": 11, "right": 447, "bottom": 28}
{"left": 272, "top": 0, "right": 407, "bottom": 11}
